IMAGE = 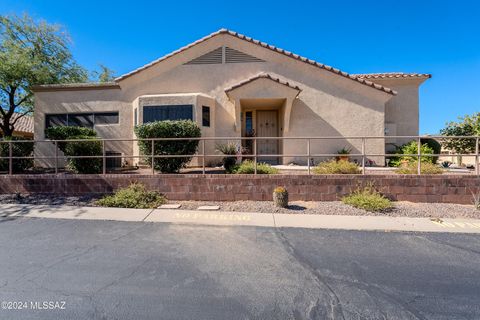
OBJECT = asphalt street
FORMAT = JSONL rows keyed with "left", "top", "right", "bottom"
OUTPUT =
{"left": 0, "top": 217, "right": 479, "bottom": 319}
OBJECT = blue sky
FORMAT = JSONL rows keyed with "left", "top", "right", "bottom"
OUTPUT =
{"left": 1, "top": 0, "right": 479, "bottom": 134}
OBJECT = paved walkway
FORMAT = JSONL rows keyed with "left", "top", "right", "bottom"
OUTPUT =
{"left": 1, "top": 203, "right": 480, "bottom": 233}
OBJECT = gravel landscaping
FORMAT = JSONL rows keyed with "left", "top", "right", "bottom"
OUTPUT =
{"left": 1, "top": 194, "right": 478, "bottom": 219}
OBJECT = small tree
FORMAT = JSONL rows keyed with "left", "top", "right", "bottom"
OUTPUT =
{"left": 440, "top": 112, "right": 480, "bottom": 164}
{"left": 0, "top": 14, "right": 87, "bottom": 137}
{"left": 93, "top": 64, "right": 115, "bottom": 82}
{"left": 135, "top": 120, "right": 201, "bottom": 173}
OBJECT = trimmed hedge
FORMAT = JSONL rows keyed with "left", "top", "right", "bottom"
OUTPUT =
{"left": 64, "top": 136, "right": 102, "bottom": 174}
{"left": 0, "top": 137, "right": 34, "bottom": 173}
{"left": 45, "top": 127, "right": 102, "bottom": 174}
{"left": 46, "top": 126, "right": 97, "bottom": 153}
{"left": 135, "top": 120, "right": 201, "bottom": 173}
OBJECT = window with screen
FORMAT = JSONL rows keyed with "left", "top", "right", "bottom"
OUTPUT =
{"left": 45, "top": 112, "right": 119, "bottom": 129}
{"left": 95, "top": 112, "right": 119, "bottom": 125}
{"left": 202, "top": 106, "right": 210, "bottom": 127}
{"left": 45, "top": 114, "right": 68, "bottom": 128}
{"left": 143, "top": 105, "right": 193, "bottom": 123}
{"left": 68, "top": 114, "right": 94, "bottom": 128}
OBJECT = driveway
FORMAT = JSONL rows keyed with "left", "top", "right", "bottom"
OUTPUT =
{"left": 0, "top": 217, "right": 479, "bottom": 319}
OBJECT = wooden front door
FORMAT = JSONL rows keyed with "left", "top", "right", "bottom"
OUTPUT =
{"left": 256, "top": 110, "right": 279, "bottom": 164}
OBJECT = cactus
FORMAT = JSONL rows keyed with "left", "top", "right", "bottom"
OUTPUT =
{"left": 273, "top": 187, "right": 289, "bottom": 208}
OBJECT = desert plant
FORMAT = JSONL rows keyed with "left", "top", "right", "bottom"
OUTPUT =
{"left": 396, "top": 161, "right": 444, "bottom": 174}
{"left": 336, "top": 147, "right": 352, "bottom": 161}
{"left": 135, "top": 120, "right": 201, "bottom": 173}
{"left": 388, "top": 141, "right": 435, "bottom": 167}
{"left": 472, "top": 191, "right": 480, "bottom": 211}
{"left": 64, "top": 136, "right": 102, "bottom": 174}
{"left": 216, "top": 142, "right": 238, "bottom": 173}
{"left": 0, "top": 137, "right": 34, "bottom": 172}
{"left": 342, "top": 184, "right": 393, "bottom": 212}
{"left": 313, "top": 159, "right": 360, "bottom": 174}
{"left": 231, "top": 160, "right": 279, "bottom": 174}
{"left": 273, "top": 186, "right": 289, "bottom": 208}
{"left": 96, "top": 183, "right": 166, "bottom": 208}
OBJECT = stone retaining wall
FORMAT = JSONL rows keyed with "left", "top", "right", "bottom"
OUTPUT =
{"left": 1, "top": 174, "right": 479, "bottom": 204}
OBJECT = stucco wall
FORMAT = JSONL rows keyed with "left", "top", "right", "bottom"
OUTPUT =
{"left": 371, "top": 78, "right": 427, "bottom": 150}
{"left": 34, "top": 88, "right": 132, "bottom": 168}
{"left": 34, "top": 33, "right": 410, "bottom": 168}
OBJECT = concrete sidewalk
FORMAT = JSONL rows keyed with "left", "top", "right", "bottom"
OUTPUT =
{"left": 1, "top": 203, "right": 480, "bottom": 234}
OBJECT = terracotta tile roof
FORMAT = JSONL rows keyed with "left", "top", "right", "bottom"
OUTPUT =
{"left": 352, "top": 72, "right": 431, "bottom": 80}
{"left": 225, "top": 73, "right": 301, "bottom": 93}
{"left": 11, "top": 113, "right": 33, "bottom": 134}
{"left": 115, "top": 29, "right": 396, "bottom": 95}
{"left": 32, "top": 82, "right": 120, "bottom": 92}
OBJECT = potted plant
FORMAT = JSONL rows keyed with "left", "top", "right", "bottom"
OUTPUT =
{"left": 273, "top": 186, "right": 289, "bottom": 208}
{"left": 336, "top": 147, "right": 352, "bottom": 162}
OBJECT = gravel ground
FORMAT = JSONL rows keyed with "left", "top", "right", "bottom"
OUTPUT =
{"left": 0, "top": 194, "right": 478, "bottom": 219}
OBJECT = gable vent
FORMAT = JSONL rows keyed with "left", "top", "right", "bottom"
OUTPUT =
{"left": 225, "top": 47, "right": 264, "bottom": 63}
{"left": 184, "top": 47, "right": 223, "bottom": 65}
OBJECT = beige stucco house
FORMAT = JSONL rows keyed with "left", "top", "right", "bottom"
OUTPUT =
{"left": 33, "top": 29, "right": 430, "bottom": 167}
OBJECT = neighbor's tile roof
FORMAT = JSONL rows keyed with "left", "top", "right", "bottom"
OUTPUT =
{"left": 225, "top": 73, "right": 301, "bottom": 93}
{"left": 352, "top": 72, "right": 432, "bottom": 80}
{"left": 115, "top": 29, "right": 397, "bottom": 95}
{"left": 11, "top": 113, "right": 33, "bottom": 133}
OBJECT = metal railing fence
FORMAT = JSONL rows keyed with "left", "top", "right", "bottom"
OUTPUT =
{"left": 0, "top": 135, "right": 479, "bottom": 175}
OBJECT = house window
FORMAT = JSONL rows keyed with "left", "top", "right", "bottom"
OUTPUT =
{"left": 68, "top": 114, "right": 94, "bottom": 128}
{"left": 95, "top": 112, "right": 119, "bottom": 125}
{"left": 45, "top": 114, "right": 68, "bottom": 128}
{"left": 202, "top": 106, "right": 210, "bottom": 127}
{"left": 45, "top": 112, "right": 119, "bottom": 129}
{"left": 143, "top": 105, "right": 193, "bottom": 123}
{"left": 134, "top": 108, "right": 138, "bottom": 126}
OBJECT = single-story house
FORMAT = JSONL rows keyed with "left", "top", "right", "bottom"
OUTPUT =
{"left": 0, "top": 113, "right": 34, "bottom": 139}
{"left": 33, "top": 29, "right": 430, "bottom": 167}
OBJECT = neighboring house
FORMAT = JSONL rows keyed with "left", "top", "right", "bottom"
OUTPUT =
{"left": 0, "top": 113, "right": 34, "bottom": 139}
{"left": 33, "top": 29, "right": 430, "bottom": 167}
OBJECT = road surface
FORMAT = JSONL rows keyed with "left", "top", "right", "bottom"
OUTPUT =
{"left": 0, "top": 217, "right": 479, "bottom": 319}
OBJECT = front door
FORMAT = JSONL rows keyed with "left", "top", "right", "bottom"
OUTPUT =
{"left": 256, "top": 110, "right": 279, "bottom": 164}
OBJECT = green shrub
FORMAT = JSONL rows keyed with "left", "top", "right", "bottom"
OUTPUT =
{"left": 342, "top": 184, "right": 393, "bottom": 212}
{"left": 135, "top": 120, "right": 201, "bottom": 173}
{"left": 231, "top": 160, "right": 279, "bottom": 174}
{"left": 388, "top": 141, "right": 435, "bottom": 167}
{"left": 216, "top": 142, "right": 238, "bottom": 173}
{"left": 421, "top": 138, "right": 441, "bottom": 164}
{"left": 396, "top": 161, "right": 444, "bottom": 174}
{"left": 0, "top": 137, "right": 34, "bottom": 172}
{"left": 45, "top": 126, "right": 97, "bottom": 152}
{"left": 313, "top": 159, "right": 360, "bottom": 174}
{"left": 64, "top": 136, "right": 102, "bottom": 174}
{"left": 96, "top": 183, "right": 166, "bottom": 208}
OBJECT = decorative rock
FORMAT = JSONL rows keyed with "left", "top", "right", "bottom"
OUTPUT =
{"left": 158, "top": 204, "right": 182, "bottom": 209}
{"left": 197, "top": 205, "right": 220, "bottom": 211}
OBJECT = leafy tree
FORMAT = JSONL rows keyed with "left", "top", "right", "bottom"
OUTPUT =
{"left": 93, "top": 64, "right": 115, "bottom": 82}
{"left": 440, "top": 112, "right": 480, "bottom": 164}
{"left": 0, "top": 14, "right": 87, "bottom": 137}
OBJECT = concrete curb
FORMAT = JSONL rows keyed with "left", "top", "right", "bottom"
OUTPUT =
{"left": 1, "top": 204, "right": 480, "bottom": 234}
